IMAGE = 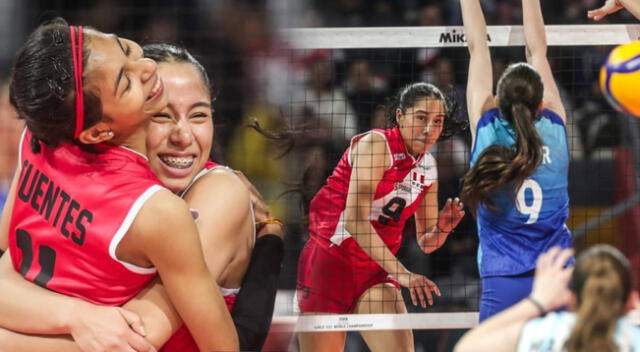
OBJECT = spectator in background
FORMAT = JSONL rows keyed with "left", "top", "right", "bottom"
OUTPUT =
{"left": 345, "top": 59, "right": 388, "bottom": 132}
{"left": 416, "top": 3, "right": 445, "bottom": 81}
{"left": 290, "top": 50, "right": 358, "bottom": 148}
{"left": 0, "top": 82, "right": 22, "bottom": 214}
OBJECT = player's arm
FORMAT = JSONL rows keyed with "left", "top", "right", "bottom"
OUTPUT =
{"left": 0, "top": 164, "right": 21, "bottom": 252}
{"left": 231, "top": 230, "right": 284, "bottom": 351}
{"left": 461, "top": 0, "right": 496, "bottom": 143}
{"left": 0, "top": 249, "right": 154, "bottom": 352}
{"left": 0, "top": 327, "right": 79, "bottom": 352}
{"left": 455, "top": 247, "right": 573, "bottom": 352}
{"left": 131, "top": 190, "right": 239, "bottom": 352}
{"left": 344, "top": 133, "right": 409, "bottom": 278}
{"left": 588, "top": 0, "right": 640, "bottom": 21}
{"left": 415, "top": 182, "right": 465, "bottom": 254}
{"left": 182, "top": 170, "right": 250, "bottom": 282}
{"left": 522, "top": 0, "right": 567, "bottom": 122}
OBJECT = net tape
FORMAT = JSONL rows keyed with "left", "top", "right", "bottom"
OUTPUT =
{"left": 281, "top": 25, "right": 640, "bottom": 49}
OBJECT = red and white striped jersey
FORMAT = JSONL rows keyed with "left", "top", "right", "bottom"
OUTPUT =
{"left": 307, "top": 127, "right": 437, "bottom": 267}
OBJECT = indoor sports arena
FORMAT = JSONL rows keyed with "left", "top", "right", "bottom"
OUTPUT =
{"left": 1, "top": 1, "right": 640, "bottom": 351}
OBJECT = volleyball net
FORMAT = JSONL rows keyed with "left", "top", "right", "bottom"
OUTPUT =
{"left": 266, "top": 24, "right": 640, "bottom": 344}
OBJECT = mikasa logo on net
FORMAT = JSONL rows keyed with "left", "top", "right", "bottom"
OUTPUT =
{"left": 439, "top": 29, "right": 491, "bottom": 44}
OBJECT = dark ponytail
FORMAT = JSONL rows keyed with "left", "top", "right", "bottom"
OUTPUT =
{"left": 9, "top": 18, "right": 103, "bottom": 153}
{"left": 461, "top": 63, "right": 543, "bottom": 213}
{"left": 565, "top": 245, "right": 631, "bottom": 352}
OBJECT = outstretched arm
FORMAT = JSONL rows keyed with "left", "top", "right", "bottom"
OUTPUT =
{"left": 461, "top": 0, "right": 495, "bottom": 143}
{"left": 588, "top": 0, "right": 640, "bottom": 21}
{"left": 522, "top": 0, "right": 566, "bottom": 122}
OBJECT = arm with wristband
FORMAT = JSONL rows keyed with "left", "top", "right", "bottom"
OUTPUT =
{"left": 415, "top": 179, "right": 465, "bottom": 254}
{"left": 230, "top": 169, "right": 286, "bottom": 350}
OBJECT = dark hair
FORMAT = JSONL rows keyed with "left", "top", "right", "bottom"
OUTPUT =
{"left": 565, "top": 245, "right": 631, "bottom": 352}
{"left": 9, "top": 18, "right": 103, "bottom": 153}
{"left": 461, "top": 63, "right": 544, "bottom": 213}
{"left": 142, "top": 43, "right": 214, "bottom": 98}
{"left": 387, "top": 82, "right": 466, "bottom": 141}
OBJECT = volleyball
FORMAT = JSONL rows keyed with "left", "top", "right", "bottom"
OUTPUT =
{"left": 600, "top": 41, "right": 640, "bottom": 117}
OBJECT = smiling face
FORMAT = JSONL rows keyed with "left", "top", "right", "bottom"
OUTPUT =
{"left": 84, "top": 30, "right": 167, "bottom": 138}
{"left": 396, "top": 97, "right": 445, "bottom": 156}
{"left": 146, "top": 61, "right": 213, "bottom": 193}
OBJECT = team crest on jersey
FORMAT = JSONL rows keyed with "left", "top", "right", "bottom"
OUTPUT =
{"left": 410, "top": 171, "right": 428, "bottom": 190}
{"left": 394, "top": 153, "right": 406, "bottom": 161}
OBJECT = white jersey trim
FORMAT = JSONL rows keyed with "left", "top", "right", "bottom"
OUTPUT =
{"left": 108, "top": 185, "right": 164, "bottom": 274}
{"left": 220, "top": 286, "right": 241, "bottom": 297}
{"left": 347, "top": 130, "right": 394, "bottom": 170}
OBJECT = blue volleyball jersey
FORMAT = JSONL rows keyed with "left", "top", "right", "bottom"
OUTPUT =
{"left": 471, "top": 108, "right": 572, "bottom": 278}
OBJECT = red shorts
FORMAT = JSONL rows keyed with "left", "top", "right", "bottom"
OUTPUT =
{"left": 159, "top": 294, "right": 237, "bottom": 352}
{"left": 296, "top": 240, "right": 400, "bottom": 314}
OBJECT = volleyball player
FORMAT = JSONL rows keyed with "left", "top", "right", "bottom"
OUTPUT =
{"left": 0, "top": 19, "right": 237, "bottom": 351}
{"left": 456, "top": 245, "right": 640, "bottom": 351}
{"left": 588, "top": 0, "right": 640, "bottom": 21}
{"left": 460, "top": 0, "right": 573, "bottom": 322}
{"left": 141, "top": 43, "right": 284, "bottom": 352}
{"left": 296, "top": 82, "right": 466, "bottom": 352}
{"left": 0, "top": 42, "right": 283, "bottom": 351}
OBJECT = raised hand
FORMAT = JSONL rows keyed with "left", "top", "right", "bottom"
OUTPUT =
{"left": 437, "top": 197, "right": 465, "bottom": 233}
{"left": 530, "top": 247, "right": 574, "bottom": 313}
{"left": 588, "top": 0, "right": 624, "bottom": 20}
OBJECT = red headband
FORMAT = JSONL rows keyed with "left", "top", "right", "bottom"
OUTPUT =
{"left": 69, "top": 26, "right": 84, "bottom": 139}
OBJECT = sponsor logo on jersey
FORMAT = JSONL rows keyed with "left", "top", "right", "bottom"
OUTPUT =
{"left": 394, "top": 183, "right": 412, "bottom": 193}
{"left": 394, "top": 153, "right": 406, "bottom": 161}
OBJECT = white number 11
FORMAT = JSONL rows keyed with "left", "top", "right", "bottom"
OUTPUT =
{"left": 516, "top": 179, "right": 542, "bottom": 224}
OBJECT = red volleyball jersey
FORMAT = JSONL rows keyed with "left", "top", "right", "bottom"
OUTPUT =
{"left": 308, "top": 127, "right": 437, "bottom": 266}
{"left": 8, "top": 130, "right": 163, "bottom": 305}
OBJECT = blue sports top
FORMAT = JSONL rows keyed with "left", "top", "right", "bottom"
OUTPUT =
{"left": 471, "top": 108, "right": 573, "bottom": 278}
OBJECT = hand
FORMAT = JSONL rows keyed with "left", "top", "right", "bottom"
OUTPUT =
{"left": 531, "top": 247, "right": 574, "bottom": 312}
{"left": 437, "top": 198, "right": 465, "bottom": 233}
{"left": 70, "top": 303, "right": 156, "bottom": 352}
{"left": 257, "top": 222, "right": 284, "bottom": 240}
{"left": 396, "top": 271, "right": 441, "bottom": 308}
{"left": 233, "top": 170, "right": 270, "bottom": 222}
{"left": 588, "top": 0, "right": 623, "bottom": 21}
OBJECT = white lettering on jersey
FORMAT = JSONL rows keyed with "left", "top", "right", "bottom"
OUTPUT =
{"left": 542, "top": 146, "right": 551, "bottom": 165}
